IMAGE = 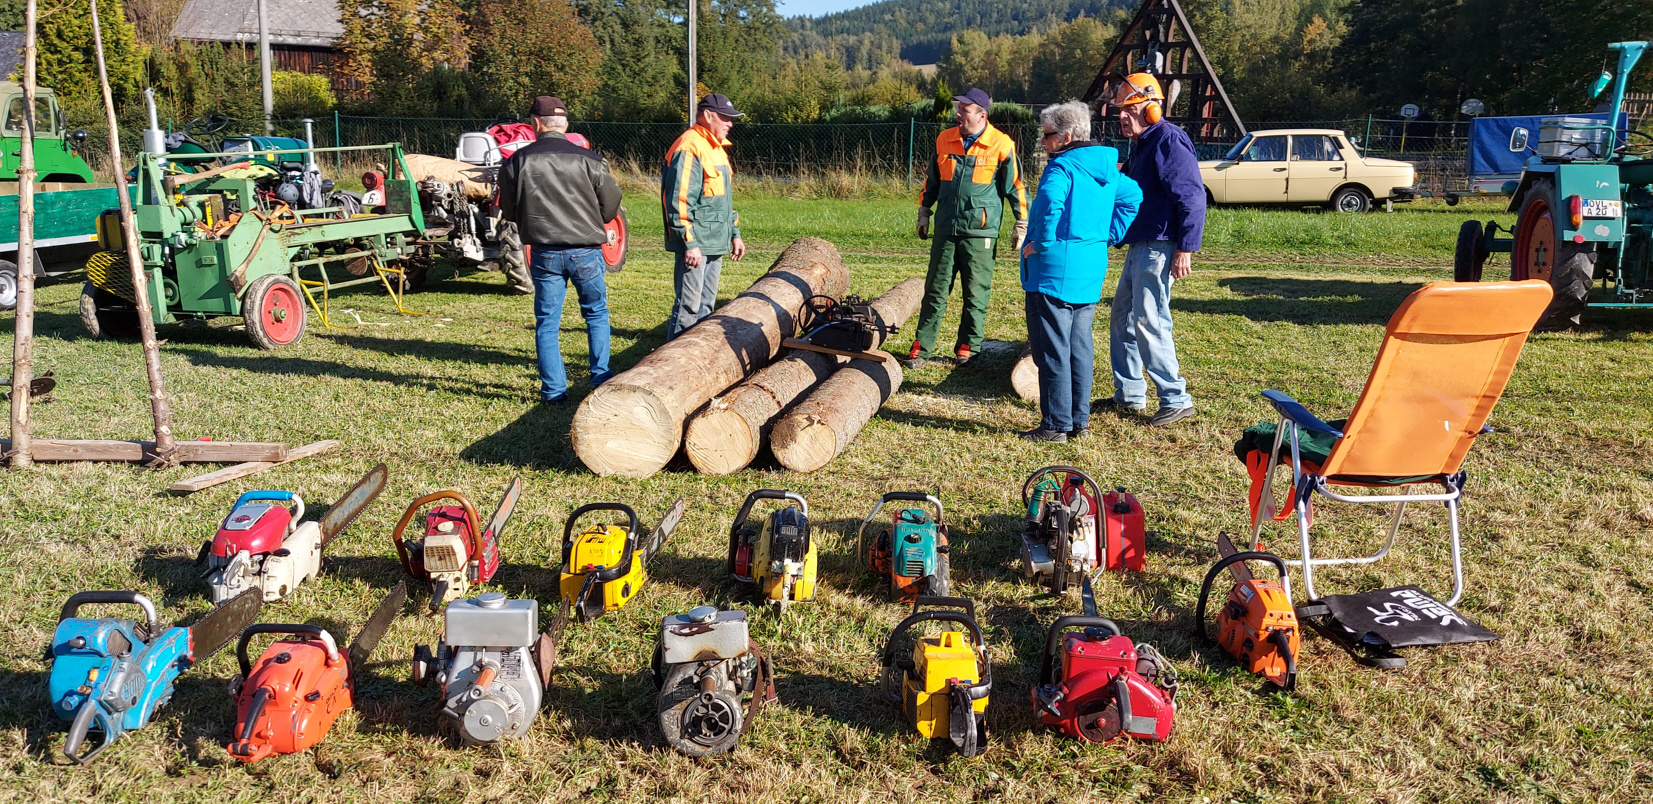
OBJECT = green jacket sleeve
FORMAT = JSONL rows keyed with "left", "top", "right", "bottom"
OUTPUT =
{"left": 662, "top": 148, "right": 704, "bottom": 246}
{"left": 920, "top": 151, "right": 941, "bottom": 210}
{"left": 998, "top": 149, "right": 1028, "bottom": 222}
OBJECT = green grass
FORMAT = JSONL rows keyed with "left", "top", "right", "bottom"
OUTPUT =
{"left": 2, "top": 196, "right": 1652, "bottom": 803}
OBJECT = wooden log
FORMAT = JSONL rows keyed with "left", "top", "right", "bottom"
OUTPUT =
{"left": 169, "top": 440, "right": 341, "bottom": 494}
{"left": 8, "top": 0, "right": 37, "bottom": 469}
{"left": 571, "top": 238, "right": 849, "bottom": 478}
{"left": 684, "top": 277, "right": 926, "bottom": 476}
{"left": 0, "top": 440, "right": 289, "bottom": 463}
{"left": 770, "top": 352, "right": 903, "bottom": 474}
{"left": 1012, "top": 344, "right": 1040, "bottom": 403}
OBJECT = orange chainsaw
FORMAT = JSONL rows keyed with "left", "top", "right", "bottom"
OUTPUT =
{"left": 1195, "top": 532, "right": 1300, "bottom": 691}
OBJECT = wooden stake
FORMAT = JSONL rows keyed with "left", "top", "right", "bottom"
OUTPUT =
{"left": 8, "top": 0, "right": 38, "bottom": 469}
{"left": 89, "top": 0, "right": 176, "bottom": 463}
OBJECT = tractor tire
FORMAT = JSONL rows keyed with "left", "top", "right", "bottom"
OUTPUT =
{"left": 1512, "top": 178, "right": 1595, "bottom": 329}
{"left": 79, "top": 282, "right": 139, "bottom": 340}
{"left": 243, "top": 274, "right": 307, "bottom": 349}
{"left": 603, "top": 207, "right": 629, "bottom": 274}
{"left": 0, "top": 259, "right": 16, "bottom": 311}
{"left": 498, "top": 221, "right": 530, "bottom": 292}
{"left": 399, "top": 254, "right": 433, "bottom": 293}
{"left": 1454, "top": 220, "right": 1487, "bottom": 282}
{"left": 1330, "top": 186, "right": 1372, "bottom": 214}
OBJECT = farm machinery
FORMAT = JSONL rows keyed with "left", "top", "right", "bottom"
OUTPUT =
{"left": 1455, "top": 41, "right": 1653, "bottom": 329}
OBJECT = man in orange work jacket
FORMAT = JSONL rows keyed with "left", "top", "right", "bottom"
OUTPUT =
{"left": 906, "top": 87, "right": 1029, "bottom": 369}
{"left": 660, "top": 93, "right": 747, "bottom": 340}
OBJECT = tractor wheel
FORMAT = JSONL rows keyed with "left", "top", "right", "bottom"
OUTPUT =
{"left": 498, "top": 221, "right": 529, "bottom": 291}
{"left": 1330, "top": 186, "right": 1372, "bottom": 214}
{"left": 0, "top": 259, "right": 16, "bottom": 311}
{"left": 79, "top": 282, "right": 139, "bottom": 340}
{"left": 1446, "top": 194, "right": 1460, "bottom": 207}
{"left": 399, "top": 254, "right": 433, "bottom": 293}
{"left": 1454, "top": 220, "right": 1487, "bottom": 282}
{"left": 1513, "top": 179, "right": 1595, "bottom": 329}
{"left": 244, "top": 274, "right": 306, "bottom": 349}
{"left": 603, "top": 207, "right": 629, "bottom": 273}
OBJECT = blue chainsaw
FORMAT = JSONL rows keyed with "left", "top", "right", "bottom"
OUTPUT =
{"left": 47, "top": 588, "right": 263, "bottom": 763}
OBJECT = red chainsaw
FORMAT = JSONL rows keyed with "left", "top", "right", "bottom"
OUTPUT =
{"left": 390, "top": 477, "right": 522, "bottom": 612}
{"left": 1031, "top": 575, "right": 1178, "bottom": 743}
{"left": 1195, "top": 531, "right": 1300, "bottom": 691}
{"left": 226, "top": 582, "right": 408, "bottom": 761}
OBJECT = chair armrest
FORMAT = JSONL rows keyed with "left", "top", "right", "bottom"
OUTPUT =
{"left": 1261, "top": 390, "right": 1345, "bottom": 438}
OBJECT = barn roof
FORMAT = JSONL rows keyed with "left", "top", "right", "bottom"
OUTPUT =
{"left": 171, "top": 0, "right": 344, "bottom": 48}
{"left": 0, "top": 31, "right": 21, "bottom": 79}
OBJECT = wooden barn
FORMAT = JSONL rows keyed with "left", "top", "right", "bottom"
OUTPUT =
{"left": 170, "top": 0, "right": 346, "bottom": 85}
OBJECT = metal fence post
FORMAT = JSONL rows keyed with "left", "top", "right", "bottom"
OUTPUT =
{"left": 333, "top": 110, "right": 342, "bottom": 174}
{"left": 1364, "top": 114, "right": 1373, "bottom": 149}
{"left": 906, "top": 117, "right": 915, "bottom": 188}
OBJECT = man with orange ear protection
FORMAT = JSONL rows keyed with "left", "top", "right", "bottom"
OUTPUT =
{"left": 1094, "top": 72, "right": 1206, "bottom": 427}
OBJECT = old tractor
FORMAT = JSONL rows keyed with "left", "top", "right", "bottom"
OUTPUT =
{"left": 1455, "top": 41, "right": 1653, "bottom": 329}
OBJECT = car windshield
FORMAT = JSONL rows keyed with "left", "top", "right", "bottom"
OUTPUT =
{"left": 1223, "top": 135, "right": 1252, "bottom": 161}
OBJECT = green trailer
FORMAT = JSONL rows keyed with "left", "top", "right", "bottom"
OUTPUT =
{"left": 81, "top": 143, "right": 432, "bottom": 348}
{"left": 0, "top": 81, "right": 108, "bottom": 310}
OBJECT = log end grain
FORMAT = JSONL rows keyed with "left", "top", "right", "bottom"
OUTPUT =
{"left": 684, "top": 399, "right": 762, "bottom": 476}
{"left": 570, "top": 383, "right": 678, "bottom": 478}
{"left": 1011, "top": 345, "right": 1040, "bottom": 403}
{"left": 770, "top": 413, "right": 842, "bottom": 474}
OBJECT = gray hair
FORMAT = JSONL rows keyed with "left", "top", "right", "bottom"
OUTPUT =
{"left": 1039, "top": 101, "right": 1091, "bottom": 142}
{"left": 535, "top": 114, "right": 569, "bottom": 132}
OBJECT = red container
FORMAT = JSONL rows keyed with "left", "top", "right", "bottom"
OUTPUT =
{"left": 1102, "top": 488, "right": 1145, "bottom": 572}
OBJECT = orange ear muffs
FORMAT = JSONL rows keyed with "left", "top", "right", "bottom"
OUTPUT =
{"left": 1144, "top": 101, "right": 1162, "bottom": 124}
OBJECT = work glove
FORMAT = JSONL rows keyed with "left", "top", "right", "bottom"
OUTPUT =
{"left": 1013, "top": 219, "right": 1028, "bottom": 251}
{"left": 916, "top": 207, "right": 932, "bottom": 240}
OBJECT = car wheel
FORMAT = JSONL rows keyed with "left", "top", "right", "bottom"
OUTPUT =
{"left": 1330, "top": 186, "right": 1371, "bottom": 213}
{"left": 0, "top": 260, "right": 16, "bottom": 311}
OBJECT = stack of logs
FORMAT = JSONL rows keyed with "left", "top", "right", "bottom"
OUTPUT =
{"left": 570, "top": 238, "right": 921, "bottom": 478}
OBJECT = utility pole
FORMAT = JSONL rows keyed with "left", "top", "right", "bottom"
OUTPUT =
{"left": 258, "top": 0, "right": 273, "bottom": 134}
{"left": 686, "top": 0, "right": 697, "bottom": 122}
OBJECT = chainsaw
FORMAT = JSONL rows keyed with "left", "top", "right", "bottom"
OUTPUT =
{"left": 727, "top": 489, "right": 816, "bottom": 609}
{"left": 411, "top": 591, "right": 545, "bottom": 745}
{"left": 390, "top": 476, "right": 522, "bottom": 612}
{"left": 1195, "top": 531, "right": 1300, "bottom": 691}
{"left": 880, "top": 596, "right": 991, "bottom": 757}
{"left": 792, "top": 293, "right": 897, "bottom": 354}
{"left": 535, "top": 499, "right": 685, "bottom": 676}
{"left": 652, "top": 606, "right": 775, "bottom": 757}
{"left": 1031, "top": 574, "right": 1177, "bottom": 743}
{"left": 227, "top": 581, "right": 408, "bottom": 761}
{"left": 857, "top": 491, "right": 951, "bottom": 602}
{"left": 1021, "top": 466, "right": 1145, "bottom": 593}
{"left": 47, "top": 589, "right": 263, "bottom": 764}
{"left": 201, "top": 464, "right": 388, "bottom": 604}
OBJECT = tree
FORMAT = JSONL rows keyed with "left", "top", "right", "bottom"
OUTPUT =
{"left": 336, "top": 0, "right": 471, "bottom": 111}
{"left": 33, "top": 0, "right": 145, "bottom": 111}
{"left": 1031, "top": 17, "right": 1116, "bottom": 102}
{"left": 475, "top": 0, "right": 602, "bottom": 114}
{"left": 579, "top": 0, "right": 683, "bottom": 121}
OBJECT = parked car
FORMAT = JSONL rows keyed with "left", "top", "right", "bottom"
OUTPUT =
{"left": 1199, "top": 128, "right": 1416, "bottom": 212}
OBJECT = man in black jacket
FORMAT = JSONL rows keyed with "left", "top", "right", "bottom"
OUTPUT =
{"left": 498, "top": 96, "right": 623, "bottom": 405}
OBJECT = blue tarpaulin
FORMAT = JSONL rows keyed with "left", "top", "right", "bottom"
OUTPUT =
{"left": 1468, "top": 113, "right": 1630, "bottom": 177}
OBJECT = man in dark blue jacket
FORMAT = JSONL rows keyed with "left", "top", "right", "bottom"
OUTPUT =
{"left": 1095, "top": 73, "right": 1206, "bottom": 426}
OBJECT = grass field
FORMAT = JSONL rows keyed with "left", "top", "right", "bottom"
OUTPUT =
{"left": 2, "top": 195, "right": 1652, "bottom": 803}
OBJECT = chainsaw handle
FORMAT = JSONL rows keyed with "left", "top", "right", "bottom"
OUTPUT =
{"left": 389, "top": 490, "right": 482, "bottom": 572}
{"left": 1038, "top": 615, "right": 1122, "bottom": 686}
{"left": 237, "top": 624, "right": 340, "bottom": 678}
{"left": 229, "top": 491, "right": 304, "bottom": 526}
{"left": 62, "top": 700, "right": 114, "bottom": 765}
{"left": 1194, "top": 551, "right": 1291, "bottom": 643}
{"left": 856, "top": 491, "right": 941, "bottom": 571}
{"left": 729, "top": 490, "right": 806, "bottom": 574}
{"left": 562, "top": 503, "right": 640, "bottom": 582}
{"left": 1021, "top": 465, "right": 1100, "bottom": 513}
{"left": 881, "top": 604, "right": 991, "bottom": 698}
{"left": 59, "top": 592, "right": 160, "bottom": 639}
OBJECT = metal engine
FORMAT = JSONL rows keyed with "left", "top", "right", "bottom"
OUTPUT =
{"left": 1032, "top": 614, "right": 1177, "bottom": 743}
{"left": 417, "top": 178, "right": 487, "bottom": 264}
{"left": 412, "top": 592, "right": 544, "bottom": 745}
{"left": 653, "top": 606, "right": 773, "bottom": 757}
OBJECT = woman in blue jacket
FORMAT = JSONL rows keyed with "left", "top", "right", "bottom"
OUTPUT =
{"left": 1018, "top": 101, "right": 1142, "bottom": 442}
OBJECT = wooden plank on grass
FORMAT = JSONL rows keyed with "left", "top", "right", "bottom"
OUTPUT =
{"left": 169, "top": 441, "right": 288, "bottom": 463}
{"left": 167, "top": 440, "right": 341, "bottom": 494}
{"left": 1, "top": 439, "right": 289, "bottom": 462}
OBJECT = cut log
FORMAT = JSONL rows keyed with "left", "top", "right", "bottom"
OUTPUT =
{"left": 168, "top": 440, "right": 341, "bottom": 494}
{"left": 684, "top": 277, "right": 927, "bottom": 476}
{"left": 1012, "top": 344, "right": 1040, "bottom": 403}
{"left": 571, "top": 238, "right": 849, "bottom": 478}
{"left": 770, "top": 352, "right": 903, "bottom": 473}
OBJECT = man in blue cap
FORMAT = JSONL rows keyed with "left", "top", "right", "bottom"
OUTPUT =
{"left": 661, "top": 93, "right": 747, "bottom": 339}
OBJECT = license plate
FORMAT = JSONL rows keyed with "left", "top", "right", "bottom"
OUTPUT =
{"left": 1582, "top": 199, "right": 1622, "bottom": 218}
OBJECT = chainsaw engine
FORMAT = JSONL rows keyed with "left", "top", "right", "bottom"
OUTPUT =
{"left": 653, "top": 606, "right": 774, "bottom": 757}
{"left": 1022, "top": 466, "right": 1145, "bottom": 592}
{"left": 881, "top": 596, "right": 991, "bottom": 757}
{"left": 228, "top": 625, "right": 350, "bottom": 761}
{"left": 858, "top": 492, "right": 950, "bottom": 601}
{"left": 203, "top": 491, "right": 316, "bottom": 604}
{"left": 1196, "top": 542, "right": 1300, "bottom": 690}
{"left": 727, "top": 490, "right": 816, "bottom": 608}
{"left": 799, "top": 294, "right": 894, "bottom": 353}
{"left": 1032, "top": 615, "right": 1177, "bottom": 743}
{"left": 412, "top": 592, "right": 544, "bottom": 745}
{"left": 392, "top": 483, "right": 519, "bottom": 612}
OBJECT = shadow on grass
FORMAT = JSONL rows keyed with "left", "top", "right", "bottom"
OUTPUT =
{"left": 774, "top": 671, "right": 898, "bottom": 735}
{"left": 135, "top": 545, "right": 210, "bottom": 607}
{"left": 0, "top": 668, "right": 58, "bottom": 761}
{"left": 1173, "top": 277, "right": 1426, "bottom": 325}
{"left": 461, "top": 398, "right": 581, "bottom": 471}
{"left": 172, "top": 347, "right": 526, "bottom": 402}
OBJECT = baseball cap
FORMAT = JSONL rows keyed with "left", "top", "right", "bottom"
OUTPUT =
{"left": 529, "top": 96, "right": 567, "bottom": 116}
{"left": 697, "top": 93, "right": 746, "bottom": 119}
{"left": 952, "top": 87, "right": 991, "bottom": 111}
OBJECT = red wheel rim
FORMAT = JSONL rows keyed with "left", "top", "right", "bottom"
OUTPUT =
{"left": 260, "top": 282, "right": 303, "bottom": 345}
{"left": 602, "top": 215, "right": 627, "bottom": 266}
{"left": 1514, "top": 200, "right": 1555, "bottom": 282}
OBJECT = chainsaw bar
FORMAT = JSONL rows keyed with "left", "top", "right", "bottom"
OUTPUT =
{"left": 482, "top": 476, "right": 523, "bottom": 544}
{"left": 318, "top": 464, "right": 390, "bottom": 547}
{"left": 534, "top": 597, "right": 573, "bottom": 689}
{"left": 1080, "top": 573, "right": 1100, "bottom": 619}
{"left": 189, "top": 589, "right": 263, "bottom": 661}
{"left": 643, "top": 498, "right": 686, "bottom": 564}
{"left": 348, "top": 581, "right": 407, "bottom": 669}
{"left": 1215, "top": 532, "right": 1255, "bottom": 584}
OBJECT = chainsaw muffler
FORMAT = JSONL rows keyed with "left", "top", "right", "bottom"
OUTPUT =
{"left": 652, "top": 606, "right": 774, "bottom": 757}
{"left": 1032, "top": 614, "right": 1177, "bottom": 743}
{"left": 880, "top": 596, "right": 991, "bottom": 757}
{"left": 412, "top": 592, "right": 543, "bottom": 745}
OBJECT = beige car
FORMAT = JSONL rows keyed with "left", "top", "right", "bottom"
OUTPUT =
{"left": 1199, "top": 128, "right": 1417, "bottom": 212}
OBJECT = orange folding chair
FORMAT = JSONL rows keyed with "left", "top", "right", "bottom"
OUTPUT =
{"left": 1246, "top": 280, "right": 1552, "bottom": 608}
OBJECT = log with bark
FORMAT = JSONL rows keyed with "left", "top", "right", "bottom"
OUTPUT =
{"left": 769, "top": 353, "right": 903, "bottom": 474}
{"left": 571, "top": 237, "right": 849, "bottom": 478}
{"left": 1012, "top": 344, "right": 1039, "bottom": 403}
{"left": 684, "top": 277, "right": 924, "bottom": 476}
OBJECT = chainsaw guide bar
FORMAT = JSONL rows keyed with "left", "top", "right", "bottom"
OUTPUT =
{"left": 318, "top": 464, "right": 389, "bottom": 547}
{"left": 190, "top": 589, "right": 265, "bottom": 660}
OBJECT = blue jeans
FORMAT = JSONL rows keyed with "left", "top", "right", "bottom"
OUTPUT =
{"left": 530, "top": 245, "right": 611, "bottom": 401}
{"left": 666, "top": 251, "right": 723, "bottom": 340}
{"left": 1026, "top": 291, "right": 1096, "bottom": 432}
{"left": 1109, "top": 241, "right": 1190, "bottom": 409}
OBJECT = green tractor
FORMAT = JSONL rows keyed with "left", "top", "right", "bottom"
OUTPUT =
{"left": 1455, "top": 41, "right": 1653, "bottom": 329}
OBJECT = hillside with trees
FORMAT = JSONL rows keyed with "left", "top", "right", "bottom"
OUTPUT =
{"left": 787, "top": 0, "right": 1132, "bottom": 65}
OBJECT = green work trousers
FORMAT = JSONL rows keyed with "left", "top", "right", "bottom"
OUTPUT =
{"left": 913, "top": 234, "right": 996, "bottom": 357}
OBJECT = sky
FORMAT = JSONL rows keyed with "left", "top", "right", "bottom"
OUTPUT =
{"left": 776, "top": 0, "right": 875, "bottom": 17}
